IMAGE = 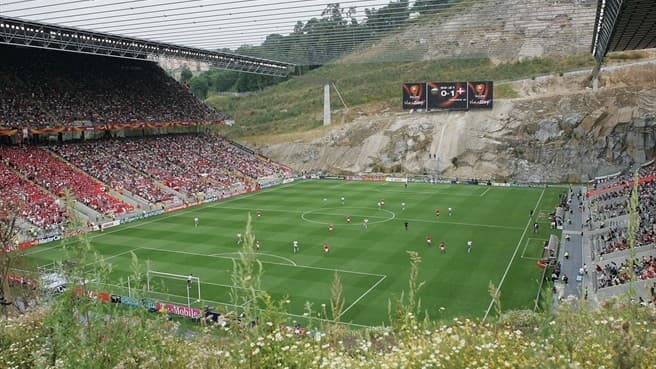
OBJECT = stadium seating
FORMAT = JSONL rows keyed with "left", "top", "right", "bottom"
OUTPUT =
{"left": 0, "top": 146, "right": 132, "bottom": 215}
{"left": 0, "top": 161, "right": 64, "bottom": 232}
{"left": 587, "top": 161, "right": 656, "bottom": 291}
{"left": 49, "top": 142, "right": 174, "bottom": 204}
{"left": 0, "top": 46, "right": 223, "bottom": 129}
{"left": 0, "top": 134, "right": 288, "bottom": 236}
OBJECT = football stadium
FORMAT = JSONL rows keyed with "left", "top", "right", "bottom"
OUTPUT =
{"left": 2, "top": 0, "right": 656, "bottom": 368}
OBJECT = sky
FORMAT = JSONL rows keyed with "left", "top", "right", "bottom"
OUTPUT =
{"left": 0, "top": 0, "right": 396, "bottom": 50}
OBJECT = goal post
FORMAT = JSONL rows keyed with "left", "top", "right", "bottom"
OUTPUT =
{"left": 147, "top": 270, "right": 201, "bottom": 307}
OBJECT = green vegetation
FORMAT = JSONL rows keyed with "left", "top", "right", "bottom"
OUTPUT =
{"left": 210, "top": 54, "right": 594, "bottom": 137}
{"left": 607, "top": 50, "right": 648, "bottom": 61}
{"left": 5, "top": 294, "right": 656, "bottom": 369}
{"left": 23, "top": 180, "right": 562, "bottom": 326}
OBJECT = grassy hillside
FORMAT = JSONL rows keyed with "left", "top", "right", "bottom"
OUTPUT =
{"left": 209, "top": 55, "right": 595, "bottom": 137}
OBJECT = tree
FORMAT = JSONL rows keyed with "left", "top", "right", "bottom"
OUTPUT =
{"left": 189, "top": 75, "right": 209, "bottom": 99}
{"left": 0, "top": 199, "right": 19, "bottom": 316}
{"left": 180, "top": 65, "right": 193, "bottom": 83}
{"left": 412, "top": 0, "right": 450, "bottom": 15}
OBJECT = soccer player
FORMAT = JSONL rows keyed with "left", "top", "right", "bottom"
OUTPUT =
{"left": 194, "top": 217, "right": 199, "bottom": 227}
{"left": 435, "top": 208, "right": 441, "bottom": 218}
{"left": 187, "top": 273, "right": 193, "bottom": 286}
{"left": 256, "top": 240, "right": 260, "bottom": 251}
{"left": 439, "top": 242, "right": 446, "bottom": 253}
{"left": 448, "top": 207, "right": 452, "bottom": 216}
{"left": 401, "top": 202, "right": 406, "bottom": 211}
{"left": 467, "top": 240, "right": 472, "bottom": 253}
{"left": 323, "top": 197, "right": 328, "bottom": 204}
{"left": 346, "top": 215, "right": 351, "bottom": 224}
{"left": 377, "top": 201, "right": 381, "bottom": 210}
{"left": 323, "top": 243, "right": 330, "bottom": 255}
{"left": 293, "top": 240, "right": 299, "bottom": 254}
{"left": 404, "top": 221, "right": 408, "bottom": 231}
{"left": 341, "top": 196, "right": 345, "bottom": 205}
{"left": 329, "top": 223, "right": 334, "bottom": 232}
{"left": 256, "top": 210, "right": 262, "bottom": 218}
{"left": 426, "top": 234, "right": 432, "bottom": 247}
{"left": 380, "top": 198, "right": 385, "bottom": 206}
{"left": 533, "top": 222, "right": 539, "bottom": 233}
{"left": 237, "top": 233, "right": 243, "bottom": 245}
{"left": 363, "top": 218, "right": 369, "bottom": 229}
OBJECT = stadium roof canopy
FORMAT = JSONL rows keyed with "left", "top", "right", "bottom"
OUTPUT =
{"left": 592, "top": 0, "right": 656, "bottom": 63}
{"left": 0, "top": 16, "right": 294, "bottom": 77}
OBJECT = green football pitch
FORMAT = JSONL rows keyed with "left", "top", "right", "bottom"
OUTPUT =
{"left": 23, "top": 180, "right": 563, "bottom": 327}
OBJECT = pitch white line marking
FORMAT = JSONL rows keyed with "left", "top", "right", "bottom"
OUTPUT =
{"left": 338, "top": 275, "right": 387, "bottom": 320}
{"left": 137, "top": 246, "right": 386, "bottom": 277}
{"left": 212, "top": 252, "right": 297, "bottom": 266}
{"left": 483, "top": 187, "right": 546, "bottom": 321}
{"left": 480, "top": 187, "right": 491, "bottom": 197}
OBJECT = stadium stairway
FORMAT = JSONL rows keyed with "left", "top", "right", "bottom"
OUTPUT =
{"left": 554, "top": 187, "right": 585, "bottom": 304}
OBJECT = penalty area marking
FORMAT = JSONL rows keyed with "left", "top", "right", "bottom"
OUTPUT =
{"left": 212, "top": 252, "right": 297, "bottom": 266}
{"left": 483, "top": 187, "right": 546, "bottom": 322}
{"left": 338, "top": 274, "right": 387, "bottom": 320}
{"left": 301, "top": 207, "right": 396, "bottom": 226}
{"left": 520, "top": 238, "right": 547, "bottom": 261}
{"left": 137, "top": 246, "right": 386, "bottom": 277}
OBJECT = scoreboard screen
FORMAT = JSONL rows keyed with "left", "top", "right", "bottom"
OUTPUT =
{"left": 427, "top": 82, "right": 468, "bottom": 110}
{"left": 467, "top": 81, "right": 493, "bottom": 109}
{"left": 402, "top": 83, "right": 427, "bottom": 110}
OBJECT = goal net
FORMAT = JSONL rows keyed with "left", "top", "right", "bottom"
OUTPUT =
{"left": 146, "top": 270, "right": 201, "bottom": 307}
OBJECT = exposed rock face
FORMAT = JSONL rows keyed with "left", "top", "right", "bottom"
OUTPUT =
{"left": 342, "top": 0, "right": 596, "bottom": 63}
{"left": 247, "top": 63, "right": 656, "bottom": 182}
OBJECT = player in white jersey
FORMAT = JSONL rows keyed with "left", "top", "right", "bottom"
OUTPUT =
{"left": 194, "top": 217, "right": 199, "bottom": 227}
{"left": 293, "top": 240, "right": 299, "bottom": 254}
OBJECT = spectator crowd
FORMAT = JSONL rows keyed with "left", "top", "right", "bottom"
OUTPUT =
{"left": 0, "top": 134, "right": 289, "bottom": 237}
{"left": 0, "top": 45, "right": 223, "bottom": 129}
{"left": 587, "top": 161, "right": 656, "bottom": 291}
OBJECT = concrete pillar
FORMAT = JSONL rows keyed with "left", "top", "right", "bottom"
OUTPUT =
{"left": 323, "top": 83, "right": 331, "bottom": 126}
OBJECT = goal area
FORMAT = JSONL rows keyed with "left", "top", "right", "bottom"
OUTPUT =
{"left": 146, "top": 270, "right": 201, "bottom": 307}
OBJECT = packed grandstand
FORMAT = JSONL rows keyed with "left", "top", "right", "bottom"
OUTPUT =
{"left": 0, "top": 45, "right": 291, "bottom": 242}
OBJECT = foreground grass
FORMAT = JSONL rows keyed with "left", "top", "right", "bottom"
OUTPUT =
{"left": 2, "top": 299, "right": 656, "bottom": 369}
{"left": 210, "top": 54, "right": 595, "bottom": 137}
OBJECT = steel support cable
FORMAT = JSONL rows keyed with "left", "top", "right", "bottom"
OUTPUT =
{"left": 142, "top": 21, "right": 594, "bottom": 52}
{"left": 6, "top": 0, "right": 150, "bottom": 18}
{"left": 1, "top": 0, "right": 95, "bottom": 13}
{"left": 67, "top": 0, "right": 591, "bottom": 40}
{"left": 47, "top": 0, "right": 387, "bottom": 29}
{"left": 32, "top": 0, "right": 382, "bottom": 23}
{"left": 128, "top": 9, "right": 595, "bottom": 43}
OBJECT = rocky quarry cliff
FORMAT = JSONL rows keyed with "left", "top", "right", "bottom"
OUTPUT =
{"left": 240, "top": 0, "right": 655, "bottom": 182}
{"left": 247, "top": 62, "right": 656, "bottom": 182}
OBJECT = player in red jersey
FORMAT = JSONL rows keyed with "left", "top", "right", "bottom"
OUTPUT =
{"left": 329, "top": 223, "right": 334, "bottom": 232}
{"left": 346, "top": 215, "right": 351, "bottom": 224}
{"left": 426, "top": 234, "right": 432, "bottom": 247}
{"left": 256, "top": 210, "right": 262, "bottom": 218}
{"left": 323, "top": 243, "right": 330, "bottom": 255}
{"left": 435, "top": 208, "right": 441, "bottom": 218}
{"left": 439, "top": 242, "right": 446, "bottom": 253}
